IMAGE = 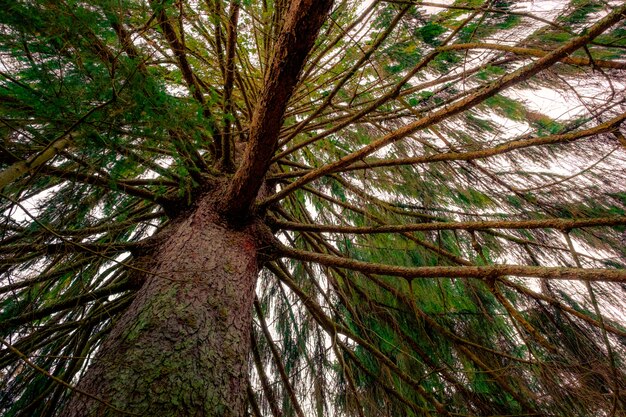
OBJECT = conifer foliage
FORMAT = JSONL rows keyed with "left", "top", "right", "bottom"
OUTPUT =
{"left": 1, "top": 0, "right": 626, "bottom": 415}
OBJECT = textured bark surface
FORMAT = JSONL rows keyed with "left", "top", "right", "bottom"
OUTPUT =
{"left": 62, "top": 195, "right": 263, "bottom": 416}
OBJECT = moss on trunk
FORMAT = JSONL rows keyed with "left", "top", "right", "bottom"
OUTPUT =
{"left": 62, "top": 195, "right": 263, "bottom": 416}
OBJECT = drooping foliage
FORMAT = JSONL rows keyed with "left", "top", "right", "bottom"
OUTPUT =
{"left": 1, "top": 0, "right": 626, "bottom": 416}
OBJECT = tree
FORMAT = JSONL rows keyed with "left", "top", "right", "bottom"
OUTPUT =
{"left": 1, "top": 0, "right": 626, "bottom": 415}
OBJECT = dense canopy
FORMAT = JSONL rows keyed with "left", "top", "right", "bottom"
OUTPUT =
{"left": 1, "top": 0, "right": 626, "bottom": 416}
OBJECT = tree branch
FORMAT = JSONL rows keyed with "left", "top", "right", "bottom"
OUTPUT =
{"left": 272, "top": 215, "right": 626, "bottom": 234}
{"left": 262, "top": 3, "right": 626, "bottom": 205}
{"left": 279, "top": 245, "right": 626, "bottom": 283}
{"left": 220, "top": 0, "right": 334, "bottom": 220}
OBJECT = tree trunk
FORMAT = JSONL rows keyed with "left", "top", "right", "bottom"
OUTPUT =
{"left": 62, "top": 194, "right": 267, "bottom": 416}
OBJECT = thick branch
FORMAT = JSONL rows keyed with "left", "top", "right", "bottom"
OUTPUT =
{"left": 0, "top": 136, "right": 71, "bottom": 190}
{"left": 220, "top": 0, "right": 334, "bottom": 220}
{"left": 40, "top": 165, "right": 166, "bottom": 204}
{"left": 0, "top": 281, "right": 133, "bottom": 331}
{"left": 0, "top": 97, "right": 113, "bottom": 189}
{"left": 279, "top": 245, "right": 626, "bottom": 283}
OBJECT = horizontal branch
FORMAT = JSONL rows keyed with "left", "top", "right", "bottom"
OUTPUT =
{"left": 0, "top": 280, "right": 133, "bottom": 331}
{"left": 57, "top": 212, "right": 163, "bottom": 237}
{"left": 442, "top": 43, "right": 626, "bottom": 70}
{"left": 40, "top": 165, "right": 168, "bottom": 204}
{"left": 269, "top": 111, "right": 626, "bottom": 179}
{"left": 0, "top": 241, "right": 138, "bottom": 256}
{"left": 279, "top": 246, "right": 626, "bottom": 283}
{"left": 272, "top": 215, "right": 626, "bottom": 234}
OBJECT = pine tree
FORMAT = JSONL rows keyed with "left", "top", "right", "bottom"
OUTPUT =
{"left": 1, "top": 0, "right": 626, "bottom": 415}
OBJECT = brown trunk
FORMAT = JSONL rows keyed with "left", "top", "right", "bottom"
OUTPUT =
{"left": 62, "top": 194, "right": 267, "bottom": 416}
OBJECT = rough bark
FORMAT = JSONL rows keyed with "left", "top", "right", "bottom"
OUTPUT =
{"left": 62, "top": 193, "right": 270, "bottom": 416}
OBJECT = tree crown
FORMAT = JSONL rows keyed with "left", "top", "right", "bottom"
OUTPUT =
{"left": 1, "top": 0, "right": 626, "bottom": 415}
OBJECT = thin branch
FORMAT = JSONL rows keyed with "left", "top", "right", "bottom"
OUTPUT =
{"left": 269, "top": 96, "right": 626, "bottom": 180}
{"left": 272, "top": 215, "right": 626, "bottom": 234}
{"left": 0, "top": 338, "right": 139, "bottom": 416}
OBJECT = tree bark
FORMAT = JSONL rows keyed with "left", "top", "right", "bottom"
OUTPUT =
{"left": 62, "top": 194, "right": 268, "bottom": 416}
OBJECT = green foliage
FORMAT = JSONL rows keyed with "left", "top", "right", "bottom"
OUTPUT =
{"left": 1, "top": 1, "right": 626, "bottom": 416}
{"left": 563, "top": 0, "right": 603, "bottom": 25}
{"left": 430, "top": 50, "right": 461, "bottom": 72}
{"left": 417, "top": 22, "right": 447, "bottom": 46}
{"left": 484, "top": 95, "right": 527, "bottom": 121}
{"left": 476, "top": 64, "right": 507, "bottom": 80}
{"left": 384, "top": 42, "right": 422, "bottom": 74}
